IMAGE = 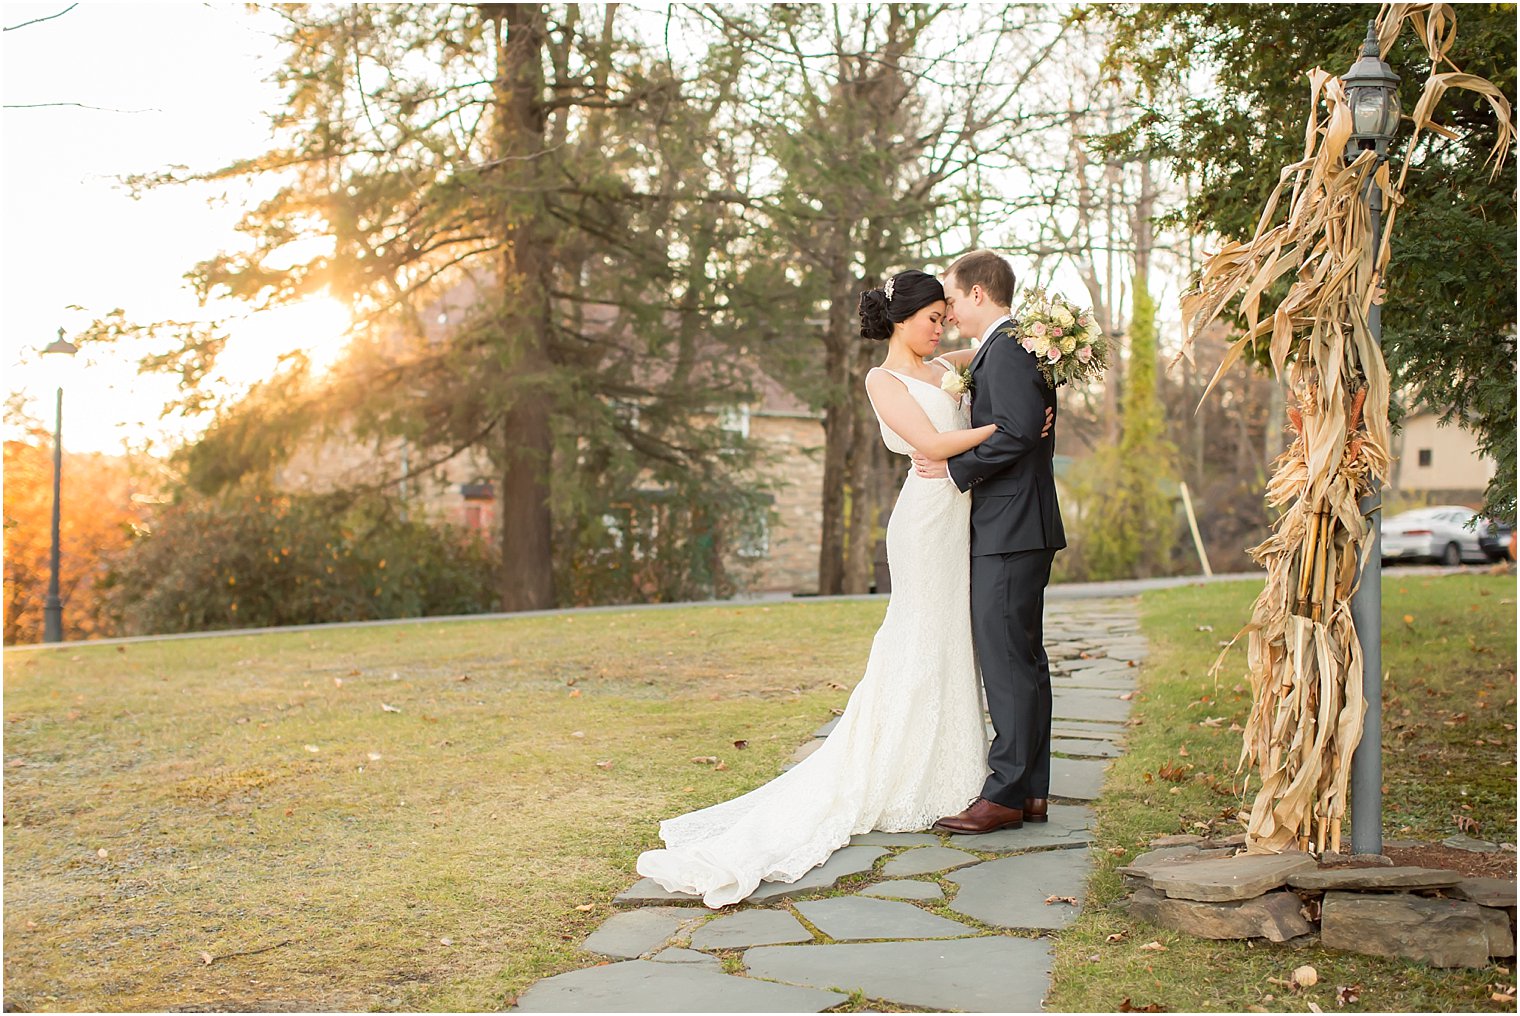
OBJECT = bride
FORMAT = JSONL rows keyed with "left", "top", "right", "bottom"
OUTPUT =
{"left": 636, "top": 269, "right": 1018, "bottom": 908}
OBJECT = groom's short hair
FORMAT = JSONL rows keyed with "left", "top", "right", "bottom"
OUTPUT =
{"left": 945, "top": 250, "right": 1015, "bottom": 308}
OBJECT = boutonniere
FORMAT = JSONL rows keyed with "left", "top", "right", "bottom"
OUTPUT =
{"left": 940, "top": 364, "right": 974, "bottom": 404}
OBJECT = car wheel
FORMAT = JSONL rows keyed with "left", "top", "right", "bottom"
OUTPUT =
{"left": 1441, "top": 542, "right": 1462, "bottom": 566}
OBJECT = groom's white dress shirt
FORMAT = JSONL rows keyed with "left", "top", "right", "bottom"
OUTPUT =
{"left": 972, "top": 314, "right": 1012, "bottom": 350}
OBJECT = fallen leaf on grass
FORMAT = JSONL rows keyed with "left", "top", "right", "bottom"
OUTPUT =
{"left": 367, "top": 752, "right": 383, "bottom": 762}
{"left": 200, "top": 951, "right": 214, "bottom": 965}
{"left": 829, "top": 707, "right": 844, "bottom": 716}
{"left": 1177, "top": 745, "right": 1190, "bottom": 757}
{"left": 575, "top": 904, "right": 595, "bottom": 912}
{"left": 595, "top": 760, "right": 613, "bottom": 769}
{"left": 826, "top": 681, "right": 848, "bottom": 691}
{"left": 1307, "top": 1003, "right": 1323, "bottom": 1014}
{"left": 96, "top": 848, "right": 108, "bottom": 859}
{"left": 1137, "top": 940, "right": 1166, "bottom": 952}
{"left": 439, "top": 937, "right": 452, "bottom": 946}
{"left": 714, "top": 762, "right": 729, "bottom": 771}
{"left": 691, "top": 756, "right": 720, "bottom": 765}
{"left": 1117, "top": 998, "right": 1164, "bottom": 1012}
{"left": 381, "top": 703, "right": 401, "bottom": 713}
{"left": 1196, "top": 624, "right": 1214, "bottom": 632}
{"left": 1106, "top": 931, "right": 1127, "bottom": 942}
{"left": 733, "top": 740, "right": 748, "bottom": 750}
{"left": 1291, "top": 964, "right": 1318, "bottom": 988}
{"left": 1199, "top": 716, "right": 1225, "bottom": 727}
{"left": 568, "top": 689, "right": 582, "bottom": 698}
{"left": 571, "top": 731, "right": 585, "bottom": 738}
{"left": 1044, "top": 895, "right": 1078, "bottom": 906}
{"left": 1118, "top": 692, "right": 1134, "bottom": 701}
{"left": 1336, "top": 985, "right": 1360, "bottom": 1006}
{"left": 333, "top": 677, "right": 343, "bottom": 688}
{"left": 1492, "top": 992, "right": 1515, "bottom": 1004}
{"left": 304, "top": 745, "right": 320, "bottom": 753}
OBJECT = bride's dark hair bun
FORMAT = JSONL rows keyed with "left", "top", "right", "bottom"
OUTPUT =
{"left": 859, "top": 290, "right": 892, "bottom": 341}
{"left": 858, "top": 270, "right": 945, "bottom": 342}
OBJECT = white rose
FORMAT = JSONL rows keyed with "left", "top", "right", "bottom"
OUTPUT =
{"left": 1059, "top": 334, "right": 1077, "bottom": 354}
{"left": 940, "top": 370, "right": 967, "bottom": 396}
{"left": 1030, "top": 333, "right": 1052, "bottom": 356}
{"left": 1054, "top": 308, "right": 1075, "bottom": 329}
{"left": 1085, "top": 322, "right": 1100, "bottom": 338}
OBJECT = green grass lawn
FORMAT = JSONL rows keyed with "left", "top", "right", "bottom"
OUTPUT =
{"left": 1045, "top": 571, "right": 1518, "bottom": 1014}
{"left": 3, "top": 602, "right": 886, "bottom": 1011}
{"left": 4, "top": 573, "right": 1514, "bottom": 1012}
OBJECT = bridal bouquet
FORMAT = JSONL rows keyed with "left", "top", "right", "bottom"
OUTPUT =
{"left": 1014, "top": 287, "right": 1107, "bottom": 388}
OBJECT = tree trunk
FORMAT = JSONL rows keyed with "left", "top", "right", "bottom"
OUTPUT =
{"left": 817, "top": 306, "right": 853, "bottom": 595}
{"left": 492, "top": 3, "right": 555, "bottom": 612}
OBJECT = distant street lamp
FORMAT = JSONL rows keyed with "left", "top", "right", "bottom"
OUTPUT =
{"left": 40, "top": 327, "right": 78, "bottom": 644}
{"left": 1344, "top": 21, "right": 1400, "bottom": 858}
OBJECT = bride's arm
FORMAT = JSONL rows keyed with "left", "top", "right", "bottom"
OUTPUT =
{"left": 937, "top": 348, "right": 976, "bottom": 368}
{"left": 865, "top": 371, "right": 996, "bottom": 460}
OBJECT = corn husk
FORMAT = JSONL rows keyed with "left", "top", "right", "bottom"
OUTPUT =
{"left": 1180, "top": 4, "right": 1513, "bottom": 854}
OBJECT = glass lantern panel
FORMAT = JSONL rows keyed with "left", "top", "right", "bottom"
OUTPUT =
{"left": 1352, "top": 89, "right": 1387, "bottom": 137}
{"left": 1383, "top": 92, "right": 1401, "bottom": 137}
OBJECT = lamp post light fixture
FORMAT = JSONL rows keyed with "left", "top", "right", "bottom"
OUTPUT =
{"left": 1344, "top": 20, "right": 1400, "bottom": 858}
{"left": 41, "top": 327, "right": 78, "bottom": 644}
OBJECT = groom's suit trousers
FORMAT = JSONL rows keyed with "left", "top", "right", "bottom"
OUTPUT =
{"left": 971, "top": 546, "right": 1056, "bottom": 807}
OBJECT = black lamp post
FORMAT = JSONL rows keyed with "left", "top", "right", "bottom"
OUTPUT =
{"left": 1344, "top": 21, "right": 1400, "bottom": 858}
{"left": 40, "top": 327, "right": 78, "bottom": 644}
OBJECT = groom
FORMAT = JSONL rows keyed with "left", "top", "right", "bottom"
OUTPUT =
{"left": 912, "top": 250, "right": 1065, "bottom": 834}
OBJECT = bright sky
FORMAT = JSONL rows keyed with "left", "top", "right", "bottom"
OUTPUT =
{"left": 1, "top": 2, "right": 351, "bottom": 454}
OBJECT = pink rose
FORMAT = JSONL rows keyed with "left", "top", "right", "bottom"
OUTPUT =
{"left": 1076, "top": 345, "right": 1092, "bottom": 363}
{"left": 1021, "top": 336, "right": 1036, "bottom": 352}
{"left": 1052, "top": 327, "right": 1063, "bottom": 337}
{"left": 1030, "top": 321, "right": 1048, "bottom": 337}
{"left": 1047, "top": 346, "right": 1062, "bottom": 361}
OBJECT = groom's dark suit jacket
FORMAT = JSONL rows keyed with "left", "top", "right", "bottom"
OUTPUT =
{"left": 947, "top": 320, "right": 1067, "bottom": 557}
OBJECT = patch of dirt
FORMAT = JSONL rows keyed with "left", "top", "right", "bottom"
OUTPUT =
{"left": 1383, "top": 843, "right": 1516, "bottom": 879}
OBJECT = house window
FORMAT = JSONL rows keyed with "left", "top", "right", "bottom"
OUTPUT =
{"left": 718, "top": 405, "right": 751, "bottom": 439}
{"left": 465, "top": 505, "right": 482, "bottom": 530}
{"left": 1417, "top": 448, "right": 1432, "bottom": 467}
{"left": 737, "top": 513, "right": 770, "bottom": 559}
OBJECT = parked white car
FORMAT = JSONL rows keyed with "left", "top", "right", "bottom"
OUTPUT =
{"left": 1381, "top": 506, "right": 1491, "bottom": 565}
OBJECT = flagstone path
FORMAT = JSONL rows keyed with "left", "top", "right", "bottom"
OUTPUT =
{"left": 513, "top": 599, "right": 1144, "bottom": 1013}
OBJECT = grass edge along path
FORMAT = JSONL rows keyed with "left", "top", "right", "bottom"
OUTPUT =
{"left": 1045, "top": 572, "right": 1517, "bottom": 1014}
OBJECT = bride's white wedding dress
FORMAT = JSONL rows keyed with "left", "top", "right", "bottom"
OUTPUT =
{"left": 636, "top": 359, "right": 988, "bottom": 907}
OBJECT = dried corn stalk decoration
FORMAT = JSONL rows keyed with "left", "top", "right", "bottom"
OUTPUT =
{"left": 1178, "top": 3, "right": 1514, "bottom": 855}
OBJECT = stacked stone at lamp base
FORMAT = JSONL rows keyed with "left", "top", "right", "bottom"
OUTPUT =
{"left": 1115, "top": 837, "right": 1517, "bottom": 970}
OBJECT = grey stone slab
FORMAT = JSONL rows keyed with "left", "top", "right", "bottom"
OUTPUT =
{"left": 1150, "top": 851, "right": 1318, "bottom": 902}
{"left": 1149, "top": 834, "right": 1211, "bottom": 848}
{"left": 688, "top": 909, "right": 813, "bottom": 950}
{"left": 1118, "top": 845, "right": 1238, "bottom": 881}
{"left": 513, "top": 959, "right": 846, "bottom": 1012}
{"left": 1288, "top": 865, "right": 1464, "bottom": 891}
{"left": 1052, "top": 756, "right": 1108, "bottom": 801}
{"left": 946, "top": 849, "right": 1093, "bottom": 930}
{"left": 1053, "top": 691, "right": 1133, "bottom": 723}
{"left": 1442, "top": 833, "right": 1502, "bottom": 853}
{"left": 790, "top": 739, "right": 823, "bottom": 764}
{"left": 1481, "top": 907, "right": 1516, "bottom": 958}
{"left": 615, "top": 879, "right": 702, "bottom": 905}
{"left": 743, "top": 937, "right": 1051, "bottom": 1013}
{"left": 849, "top": 831, "right": 941, "bottom": 847}
{"left": 649, "top": 948, "right": 722, "bottom": 970}
{"left": 1448, "top": 877, "right": 1518, "bottom": 908}
{"left": 743, "top": 845, "right": 888, "bottom": 903}
{"left": 947, "top": 803, "right": 1095, "bottom": 853}
{"left": 880, "top": 846, "right": 980, "bottom": 877}
{"left": 1054, "top": 672, "right": 1137, "bottom": 690}
{"left": 1321, "top": 892, "right": 1491, "bottom": 969}
{"left": 1120, "top": 887, "right": 1312, "bottom": 942}
{"left": 1051, "top": 719, "right": 1128, "bottom": 738}
{"left": 859, "top": 880, "right": 944, "bottom": 901}
{"left": 583, "top": 907, "right": 704, "bottom": 959}
{"left": 1051, "top": 736, "right": 1121, "bottom": 758}
{"left": 812, "top": 717, "right": 838, "bottom": 739}
{"left": 794, "top": 896, "right": 973, "bottom": 941}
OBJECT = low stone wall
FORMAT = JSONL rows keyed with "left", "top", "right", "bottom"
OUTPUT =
{"left": 1116, "top": 835, "right": 1516, "bottom": 969}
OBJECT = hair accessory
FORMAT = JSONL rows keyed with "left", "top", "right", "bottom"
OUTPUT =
{"left": 883, "top": 277, "right": 895, "bottom": 302}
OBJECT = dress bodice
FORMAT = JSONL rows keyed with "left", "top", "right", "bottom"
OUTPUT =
{"left": 865, "top": 360, "right": 970, "bottom": 455}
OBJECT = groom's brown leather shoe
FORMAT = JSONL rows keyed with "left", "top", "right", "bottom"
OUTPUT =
{"left": 933, "top": 797, "right": 1023, "bottom": 834}
{"left": 1024, "top": 798, "right": 1050, "bottom": 823}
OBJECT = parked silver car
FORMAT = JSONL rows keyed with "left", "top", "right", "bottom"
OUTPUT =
{"left": 1381, "top": 506, "right": 1491, "bottom": 565}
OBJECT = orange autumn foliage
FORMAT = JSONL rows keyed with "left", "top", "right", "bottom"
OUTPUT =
{"left": 3, "top": 436, "right": 149, "bottom": 644}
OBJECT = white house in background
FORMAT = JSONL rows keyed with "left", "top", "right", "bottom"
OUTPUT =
{"left": 1388, "top": 402, "right": 1498, "bottom": 508}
